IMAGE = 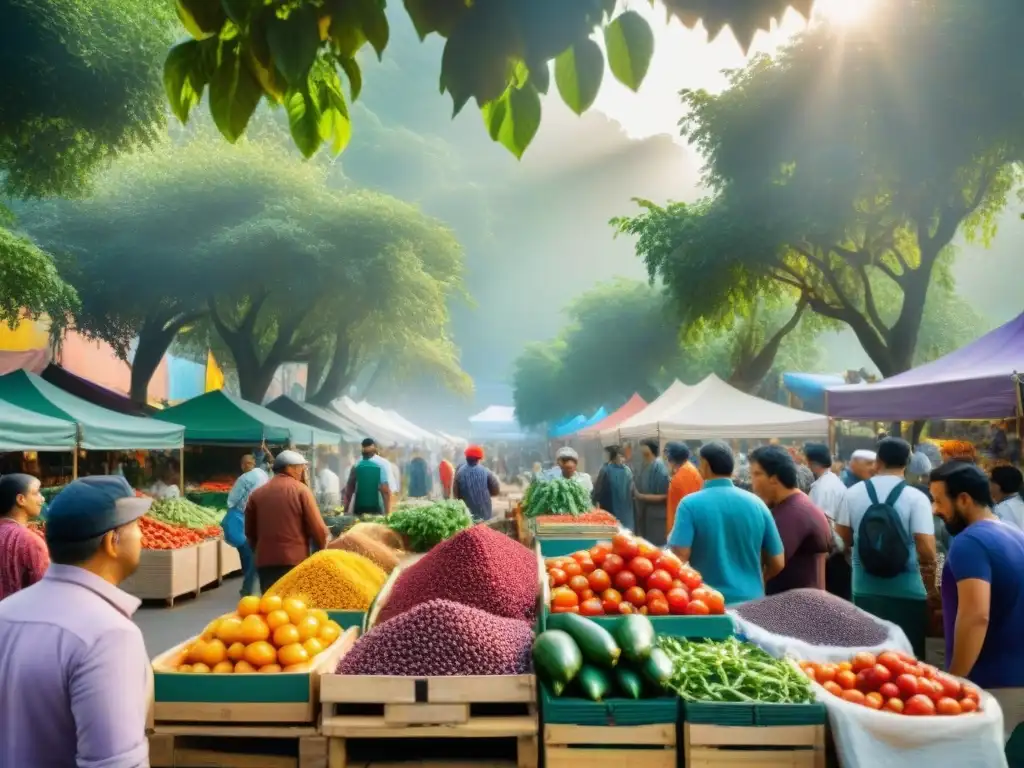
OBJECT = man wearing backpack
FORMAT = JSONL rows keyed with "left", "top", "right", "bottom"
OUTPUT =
{"left": 835, "top": 437, "right": 938, "bottom": 657}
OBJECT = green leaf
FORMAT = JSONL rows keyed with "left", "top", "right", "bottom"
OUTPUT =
{"left": 337, "top": 56, "right": 362, "bottom": 101}
{"left": 266, "top": 5, "right": 322, "bottom": 85}
{"left": 221, "top": 0, "right": 256, "bottom": 27}
{"left": 481, "top": 84, "right": 542, "bottom": 159}
{"left": 603, "top": 10, "right": 654, "bottom": 92}
{"left": 176, "top": 0, "right": 226, "bottom": 39}
{"left": 285, "top": 86, "right": 322, "bottom": 158}
{"left": 164, "top": 40, "right": 207, "bottom": 124}
{"left": 208, "top": 42, "right": 263, "bottom": 141}
{"left": 314, "top": 69, "right": 352, "bottom": 153}
{"left": 403, "top": 0, "right": 467, "bottom": 39}
{"left": 555, "top": 39, "right": 604, "bottom": 115}
{"left": 529, "top": 61, "right": 550, "bottom": 94}
{"left": 355, "top": 0, "right": 390, "bottom": 59}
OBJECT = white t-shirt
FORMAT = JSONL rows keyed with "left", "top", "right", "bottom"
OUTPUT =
{"left": 809, "top": 470, "right": 847, "bottom": 520}
{"left": 836, "top": 475, "right": 934, "bottom": 598}
{"left": 316, "top": 468, "right": 341, "bottom": 497}
{"left": 149, "top": 481, "right": 180, "bottom": 500}
{"left": 367, "top": 455, "right": 392, "bottom": 489}
{"left": 994, "top": 495, "right": 1024, "bottom": 531}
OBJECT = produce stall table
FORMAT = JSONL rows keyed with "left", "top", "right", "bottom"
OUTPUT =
{"left": 681, "top": 702, "right": 827, "bottom": 767}
{"left": 121, "top": 545, "right": 200, "bottom": 605}
{"left": 197, "top": 538, "right": 221, "bottom": 591}
{"left": 220, "top": 539, "right": 242, "bottom": 578}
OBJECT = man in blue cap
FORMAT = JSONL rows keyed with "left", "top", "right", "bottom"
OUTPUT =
{"left": 0, "top": 475, "right": 151, "bottom": 768}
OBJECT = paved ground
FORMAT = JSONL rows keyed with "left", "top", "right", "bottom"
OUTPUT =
{"left": 135, "top": 577, "right": 243, "bottom": 656}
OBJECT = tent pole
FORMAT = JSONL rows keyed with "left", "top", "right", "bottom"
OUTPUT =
{"left": 72, "top": 445, "right": 78, "bottom": 480}
{"left": 179, "top": 447, "right": 185, "bottom": 492}
{"left": 1014, "top": 371, "right": 1024, "bottom": 439}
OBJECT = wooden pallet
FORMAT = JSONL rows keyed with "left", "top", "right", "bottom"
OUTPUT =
{"left": 321, "top": 674, "right": 538, "bottom": 768}
{"left": 122, "top": 546, "right": 200, "bottom": 606}
{"left": 149, "top": 723, "right": 326, "bottom": 768}
{"left": 683, "top": 723, "right": 826, "bottom": 768}
{"left": 543, "top": 722, "right": 676, "bottom": 768}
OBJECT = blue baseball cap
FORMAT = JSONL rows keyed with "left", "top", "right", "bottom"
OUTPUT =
{"left": 45, "top": 476, "right": 152, "bottom": 544}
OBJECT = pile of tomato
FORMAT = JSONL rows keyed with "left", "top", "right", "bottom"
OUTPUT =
{"left": 140, "top": 516, "right": 206, "bottom": 550}
{"left": 802, "top": 650, "right": 982, "bottom": 716}
{"left": 546, "top": 533, "right": 726, "bottom": 617}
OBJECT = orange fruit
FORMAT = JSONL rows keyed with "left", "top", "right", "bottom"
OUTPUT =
{"left": 201, "top": 619, "right": 221, "bottom": 642}
{"left": 283, "top": 663, "right": 311, "bottom": 672}
{"left": 282, "top": 598, "right": 308, "bottom": 625}
{"left": 237, "top": 596, "right": 261, "bottom": 617}
{"left": 178, "top": 664, "right": 193, "bottom": 673}
{"left": 272, "top": 624, "right": 301, "bottom": 648}
{"left": 212, "top": 661, "right": 235, "bottom": 674}
{"left": 243, "top": 641, "right": 277, "bottom": 669}
{"left": 318, "top": 621, "right": 341, "bottom": 645}
{"left": 303, "top": 638, "right": 325, "bottom": 657}
{"left": 309, "top": 608, "right": 329, "bottom": 625}
{"left": 296, "top": 614, "right": 320, "bottom": 642}
{"left": 278, "top": 643, "right": 310, "bottom": 667}
{"left": 227, "top": 642, "right": 246, "bottom": 662}
{"left": 266, "top": 610, "right": 290, "bottom": 631}
{"left": 191, "top": 663, "right": 211, "bottom": 674}
{"left": 259, "top": 594, "right": 283, "bottom": 615}
{"left": 259, "top": 664, "right": 282, "bottom": 674}
{"left": 198, "top": 639, "right": 227, "bottom": 667}
{"left": 234, "top": 660, "right": 257, "bottom": 674}
{"left": 239, "top": 614, "right": 270, "bottom": 644}
{"left": 187, "top": 640, "right": 208, "bottom": 664}
{"left": 216, "top": 617, "right": 244, "bottom": 645}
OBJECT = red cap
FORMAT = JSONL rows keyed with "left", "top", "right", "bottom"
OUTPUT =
{"left": 465, "top": 445, "right": 485, "bottom": 460}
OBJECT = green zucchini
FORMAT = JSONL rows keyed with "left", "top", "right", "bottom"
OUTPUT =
{"left": 641, "top": 647, "right": 673, "bottom": 690}
{"left": 615, "top": 665, "right": 645, "bottom": 699}
{"left": 612, "top": 614, "right": 655, "bottom": 663}
{"left": 578, "top": 664, "right": 613, "bottom": 702}
{"left": 532, "top": 630, "right": 583, "bottom": 696}
{"left": 545, "top": 612, "right": 621, "bottom": 668}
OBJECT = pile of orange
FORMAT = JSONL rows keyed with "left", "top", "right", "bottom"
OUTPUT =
{"left": 174, "top": 595, "right": 343, "bottom": 674}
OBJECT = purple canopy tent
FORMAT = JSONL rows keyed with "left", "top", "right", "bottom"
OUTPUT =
{"left": 41, "top": 364, "right": 154, "bottom": 416}
{"left": 826, "top": 312, "right": 1024, "bottom": 421}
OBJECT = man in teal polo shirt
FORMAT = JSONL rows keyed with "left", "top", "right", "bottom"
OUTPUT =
{"left": 668, "top": 441, "right": 785, "bottom": 604}
{"left": 343, "top": 439, "right": 392, "bottom": 516}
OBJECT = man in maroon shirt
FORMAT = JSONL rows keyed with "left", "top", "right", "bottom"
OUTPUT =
{"left": 749, "top": 445, "right": 832, "bottom": 594}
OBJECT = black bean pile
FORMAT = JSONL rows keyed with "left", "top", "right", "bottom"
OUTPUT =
{"left": 733, "top": 589, "right": 889, "bottom": 647}
{"left": 336, "top": 599, "right": 534, "bottom": 676}
{"left": 376, "top": 524, "right": 538, "bottom": 624}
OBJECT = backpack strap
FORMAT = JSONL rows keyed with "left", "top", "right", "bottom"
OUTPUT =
{"left": 884, "top": 481, "right": 907, "bottom": 506}
{"left": 865, "top": 480, "right": 880, "bottom": 505}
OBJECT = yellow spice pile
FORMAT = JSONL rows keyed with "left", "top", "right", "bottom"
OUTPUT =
{"left": 328, "top": 530, "right": 401, "bottom": 573}
{"left": 267, "top": 550, "right": 386, "bottom": 610}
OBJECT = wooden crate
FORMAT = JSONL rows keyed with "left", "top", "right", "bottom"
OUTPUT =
{"left": 148, "top": 724, "right": 326, "bottom": 768}
{"left": 220, "top": 539, "right": 242, "bottom": 577}
{"left": 121, "top": 546, "right": 200, "bottom": 605}
{"left": 320, "top": 673, "right": 538, "bottom": 768}
{"left": 197, "top": 538, "right": 221, "bottom": 590}
{"left": 543, "top": 722, "right": 676, "bottom": 768}
{"left": 150, "top": 627, "right": 357, "bottom": 725}
{"left": 683, "top": 723, "right": 826, "bottom": 768}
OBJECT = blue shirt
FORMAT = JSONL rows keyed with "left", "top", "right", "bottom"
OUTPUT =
{"left": 668, "top": 478, "right": 784, "bottom": 604}
{"left": 227, "top": 467, "right": 269, "bottom": 513}
{"left": 454, "top": 463, "right": 499, "bottom": 520}
{"left": 942, "top": 519, "right": 1024, "bottom": 689}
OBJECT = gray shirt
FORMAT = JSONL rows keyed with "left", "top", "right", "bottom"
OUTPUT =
{"left": 0, "top": 564, "right": 150, "bottom": 768}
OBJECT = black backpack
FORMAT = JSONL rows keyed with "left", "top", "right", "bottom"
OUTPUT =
{"left": 857, "top": 480, "right": 912, "bottom": 578}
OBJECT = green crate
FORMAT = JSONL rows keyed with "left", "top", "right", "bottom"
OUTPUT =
{"left": 155, "top": 668, "right": 312, "bottom": 703}
{"left": 540, "top": 682, "right": 678, "bottom": 726}
{"left": 682, "top": 700, "right": 826, "bottom": 727}
{"left": 541, "top": 606, "right": 733, "bottom": 639}
{"left": 538, "top": 538, "right": 601, "bottom": 557}
{"left": 326, "top": 610, "right": 366, "bottom": 630}
{"left": 186, "top": 490, "right": 229, "bottom": 509}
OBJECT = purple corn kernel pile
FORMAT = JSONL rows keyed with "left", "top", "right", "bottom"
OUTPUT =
{"left": 336, "top": 598, "right": 534, "bottom": 676}
{"left": 734, "top": 588, "right": 889, "bottom": 647}
{"left": 376, "top": 524, "right": 538, "bottom": 624}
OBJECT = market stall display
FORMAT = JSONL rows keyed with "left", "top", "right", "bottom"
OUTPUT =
{"left": 383, "top": 499, "right": 473, "bottom": 551}
{"left": 522, "top": 477, "right": 592, "bottom": 518}
{"left": 327, "top": 530, "right": 402, "bottom": 573}
{"left": 265, "top": 550, "right": 387, "bottom": 611}
{"left": 147, "top": 497, "right": 222, "bottom": 532}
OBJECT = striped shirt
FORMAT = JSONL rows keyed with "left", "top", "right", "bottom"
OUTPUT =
{"left": 453, "top": 463, "right": 500, "bottom": 520}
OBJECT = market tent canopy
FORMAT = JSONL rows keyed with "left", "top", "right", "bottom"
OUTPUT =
{"left": 0, "top": 370, "right": 183, "bottom": 450}
{"left": 385, "top": 410, "right": 445, "bottom": 447}
{"left": 603, "top": 381, "right": 693, "bottom": 444}
{"left": 331, "top": 397, "right": 410, "bottom": 445}
{"left": 41, "top": 364, "right": 154, "bottom": 416}
{"left": 469, "top": 405, "right": 516, "bottom": 424}
{"left": 0, "top": 397, "right": 77, "bottom": 451}
{"left": 437, "top": 431, "right": 468, "bottom": 449}
{"left": 617, "top": 374, "right": 829, "bottom": 442}
{"left": 551, "top": 407, "right": 608, "bottom": 439}
{"left": 782, "top": 372, "right": 847, "bottom": 413}
{"left": 351, "top": 401, "right": 420, "bottom": 443}
{"left": 468, "top": 404, "right": 531, "bottom": 441}
{"left": 265, "top": 396, "right": 361, "bottom": 442}
{"left": 578, "top": 394, "right": 647, "bottom": 437}
{"left": 154, "top": 390, "right": 340, "bottom": 445}
{"left": 827, "top": 312, "right": 1024, "bottom": 421}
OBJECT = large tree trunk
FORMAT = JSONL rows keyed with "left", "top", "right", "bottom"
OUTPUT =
{"left": 728, "top": 302, "right": 806, "bottom": 392}
{"left": 128, "top": 310, "right": 204, "bottom": 403}
{"left": 308, "top": 330, "right": 355, "bottom": 407}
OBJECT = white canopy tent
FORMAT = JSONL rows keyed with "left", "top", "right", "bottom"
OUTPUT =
{"left": 331, "top": 396, "right": 410, "bottom": 445}
{"left": 385, "top": 409, "right": 445, "bottom": 448}
{"left": 602, "top": 375, "right": 828, "bottom": 445}
{"left": 602, "top": 380, "right": 693, "bottom": 444}
{"left": 437, "top": 430, "right": 468, "bottom": 449}
{"left": 468, "top": 405, "right": 530, "bottom": 441}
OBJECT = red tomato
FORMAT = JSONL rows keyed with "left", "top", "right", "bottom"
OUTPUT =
{"left": 617, "top": 601, "right": 635, "bottom": 614}
{"left": 572, "top": 551, "right": 591, "bottom": 563}
{"left": 666, "top": 588, "right": 690, "bottom": 614}
{"left": 690, "top": 587, "right": 711, "bottom": 604}
{"left": 639, "top": 605, "right": 649, "bottom": 615}
{"left": 802, "top": 665, "right": 817, "bottom": 682}
{"left": 816, "top": 664, "right": 838, "bottom": 684}
{"left": 842, "top": 689, "right": 866, "bottom": 705}
{"left": 578, "top": 559, "right": 596, "bottom": 574}
{"left": 878, "top": 682, "right": 900, "bottom": 700}
{"left": 629, "top": 557, "right": 655, "bottom": 580}
{"left": 648, "top": 597, "right": 670, "bottom": 616}
{"left": 864, "top": 692, "right": 883, "bottom": 710}
{"left": 895, "top": 674, "right": 919, "bottom": 698}
{"left": 646, "top": 569, "right": 673, "bottom": 593}
{"left": 645, "top": 588, "right": 666, "bottom": 605}
{"left": 568, "top": 575, "right": 590, "bottom": 593}
{"left": 563, "top": 561, "right": 583, "bottom": 578}
{"left": 936, "top": 697, "right": 962, "bottom": 716}
{"left": 613, "top": 570, "right": 637, "bottom": 591}
{"left": 876, "top": 651, "right": 907, "bottom": 676}
{"left": 918, "top": 664, "right": 938, "bottom": 680}
{"left": 680, "top": 569, "right": 703, "bottom": 591}
{"left": 602, "top": 554, "right": 625, "bottom": 576}
{"left": 868, "top": 664, "right": 892, "bottom": 687}
{"left": 704, "top": 590, "right": 726, "bottom": 615}
{"left": 636, "top": 539, "right": 661, "bottom": 560}
{"left": 920, "top": 678, "right": 943, "bottom": 702}
{"left": 548, "top": 568, "right": 568, "bottom": 587}
{"left": 904, "top": 694, "right": 937, "bottom": 716}
{"left": 545, "top": 558, "right": 563, "bottom": 569}
{"left": 589, "top": 546, "right": 608, "bottom": 565}
{"left": 823, "top": 681, "right": 843, "bottom": 697}
{"left": 851, "top": 652, "right": 876, "bottom": 672}
{"left": 684, "top": 599, "right": 710, "bottom": 615}
{"left": 551, "top": 588, "right": 579, "bottom": 608}
{"left": 588, "top": 569, "right": 611, "bottom": 593}
{"left": 624, "top": 586, "right": 647, "bottom": 608}
{"left": 551, "top": 605, "right": 580, "bottom": 613}
{"left": 671, "top": 579, "right": 686, "bottom": 590}
{"left": 653, "top": 554, "right": 682, "bottom": 578}
{"left": 579, "top": 598, "right": 605, "bottom": 616}
{"left": 611, "top": 534, "right": 639, "bottom": 559}
{"left": 962, "top": 685, "right": 981, "bottom": 704}
{"left": 959, "top": 698, "right": 979, "bottom": 713}
{"left": 600, "top": 588, "right": 623, "bottom": 614}
{"left": 836, "top": 670, "right": 858, "bottom": 691}
{"left": 885, "top": 698, "right": 905, "bottom": 714}
{"left": 593, "top": 541, "right": 614, "bottom": 555}
{"left": 935, "top": 673, "right": 963, "bottom": 700}
{"left": 578, "top": 589, "right": 595, "bottom": 602}
{"left": 894, "top": 651, "right": 918, "bottom": 664}
{"left": 856, "top": 670, "right": 874, "bottom": 692}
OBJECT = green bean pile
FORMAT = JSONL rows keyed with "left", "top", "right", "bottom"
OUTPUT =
{"left": 658, "top": 636, "right": 814, "bottom": 704}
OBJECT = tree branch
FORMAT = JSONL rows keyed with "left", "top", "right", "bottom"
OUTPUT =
{"left": 856, "top": 264, "right": 889, "bottom": 338}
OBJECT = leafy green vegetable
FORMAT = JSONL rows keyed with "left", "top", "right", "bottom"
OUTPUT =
{"left": 148, "top": 497, "right": 222, "bottom": 529}
{"left": 658, "top": 636, "right": 814, "bottom": 704}
{"left": 385, "top": 500, "right": 473, "bottom": 552}
{"left": 522, "top": 477, "right": 591, "bottom": 518}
